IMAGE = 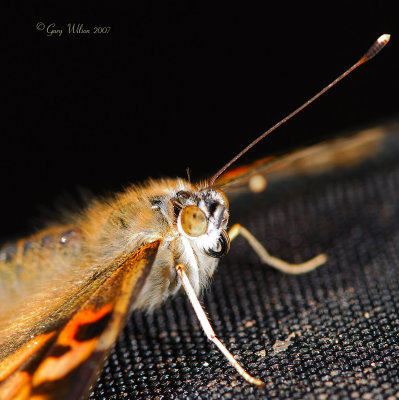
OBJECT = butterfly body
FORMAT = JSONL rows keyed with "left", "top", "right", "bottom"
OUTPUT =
{"left": 0, "top": 178, "right": 229, "bottom": 399}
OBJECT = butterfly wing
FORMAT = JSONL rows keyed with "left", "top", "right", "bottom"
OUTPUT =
{"left": 0, "top": 239, "right": 160, "bottom": 400}
{"left": 217, "top": 127, "right": 387, "bottom": 195}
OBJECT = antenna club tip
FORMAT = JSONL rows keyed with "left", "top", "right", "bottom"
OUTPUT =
{"left": 362, "top": 33, "right": 391, "bottom": 62}
{"left": 378, "top": 34, "right": 391, "bottom": 44}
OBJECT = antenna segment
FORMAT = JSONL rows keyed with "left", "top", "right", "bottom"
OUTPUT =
{"left": 208, "top": 34, "right": 390, "bottom": 186}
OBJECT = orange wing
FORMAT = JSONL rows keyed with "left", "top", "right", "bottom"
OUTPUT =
{"left": 217, "top": 126, "right": 389, "bottom": 195}
{"left": 0, "top": 240, "right": 160, "bottom": 400}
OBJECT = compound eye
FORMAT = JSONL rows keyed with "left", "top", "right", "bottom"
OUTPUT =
{"left": 213, "top": 188, "right": 229, "bottom": 211}
{"left": 180, "top": 206, "right": 208, "bottom": 237}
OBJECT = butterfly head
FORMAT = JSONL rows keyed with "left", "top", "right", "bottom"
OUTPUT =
{"left": 173, "top": 186, "right": 230, "bottom": 258}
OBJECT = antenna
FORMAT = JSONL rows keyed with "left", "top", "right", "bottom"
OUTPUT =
{"left": 208, "top": 34, "right": 391, "bottom": 187}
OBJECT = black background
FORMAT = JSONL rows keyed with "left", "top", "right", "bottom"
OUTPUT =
{"left": 3, "top": 2, "right": 398, "bottom": 237}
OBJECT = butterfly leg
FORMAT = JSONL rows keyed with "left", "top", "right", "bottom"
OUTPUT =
{"left": 228, "top": 224, "right": 327, "bottom": 274}
{"left": 175, "top": 264, "right": 264, "bottom": 387}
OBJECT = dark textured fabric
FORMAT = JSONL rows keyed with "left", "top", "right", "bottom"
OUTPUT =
{"left": 90, "top": 130, "right": 399, "bottom": 399}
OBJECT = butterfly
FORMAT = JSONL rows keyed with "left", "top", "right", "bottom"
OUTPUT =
{"left": 0, "top": 35, "right": 390, "bottom": 400}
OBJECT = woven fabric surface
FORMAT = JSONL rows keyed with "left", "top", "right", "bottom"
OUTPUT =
{"left": 90, "top": 128, "right": 399, "bottom": 400}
